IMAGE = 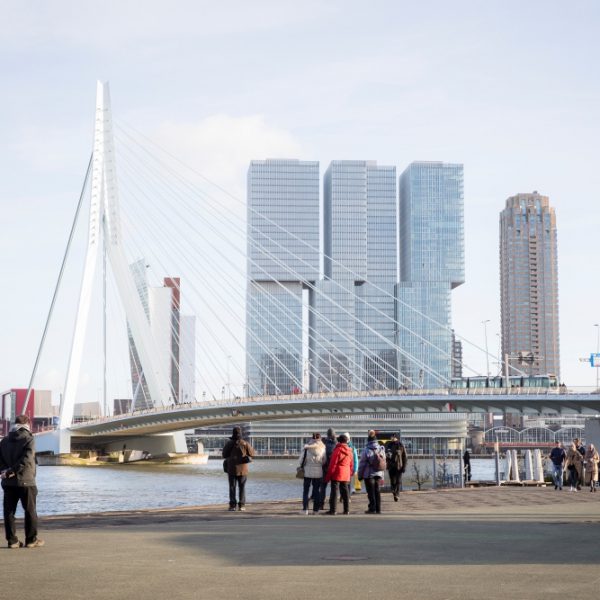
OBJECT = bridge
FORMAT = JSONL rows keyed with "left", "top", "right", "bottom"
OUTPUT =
{"left": 35, "top": 388, "right": 600, "bottom": 454}
{"left": 22, "top": 82, "right": 600, "bottom": 457}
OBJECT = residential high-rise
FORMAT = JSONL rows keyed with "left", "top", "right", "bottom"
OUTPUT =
{"left": 397, "top": 162, "right": 465, "bottom": 388}
{"left": 246, "top": 160, "right": 320, "bottom": 395}
{"left": 500, "top": 192, "right": 560, "bottom": 379}
{"left": 451, "top": 330, "right": 463, "bottom": 380}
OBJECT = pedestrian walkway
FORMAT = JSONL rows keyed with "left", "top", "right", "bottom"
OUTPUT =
{"left": 3, "top": 487, "right": 599, "bottom": 600}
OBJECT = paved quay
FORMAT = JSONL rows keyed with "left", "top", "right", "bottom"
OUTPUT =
{"left": 2, "top": 487, "right": 600, "bottom": 600}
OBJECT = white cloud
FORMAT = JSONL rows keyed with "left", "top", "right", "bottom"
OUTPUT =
{"left": 153, "top": 113, "right": 302, "bottom": 198}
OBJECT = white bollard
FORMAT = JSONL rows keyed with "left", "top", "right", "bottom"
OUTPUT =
{"left": 533, "top": 449, "right": 544, "bottom": 483}
{"left": 504, "top": 450, "right": 512, "bottom": 482}
{"left": 525, "top": 450, "right": 534, "bottom": 480}
{"left": 512, "top": 449, "right": 521, "bottom": 482}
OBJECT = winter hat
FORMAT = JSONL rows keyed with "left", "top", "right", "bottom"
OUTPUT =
{"left": 343, "top": 432, "right": 351, "bottom": 441}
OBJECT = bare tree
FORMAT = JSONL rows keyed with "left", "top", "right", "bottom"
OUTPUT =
{"left": 410, "top": 461, "right": 431, "bottom": 490}
{"left": 436, "top": 456, "right": 451, "bottom": 488}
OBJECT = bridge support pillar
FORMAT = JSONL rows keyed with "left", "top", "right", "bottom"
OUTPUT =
{"left": 35, "top": 429, "right": 72, "bottom": 455}
{"left": 100, "top": 431, "right": 188, "bottom": 455}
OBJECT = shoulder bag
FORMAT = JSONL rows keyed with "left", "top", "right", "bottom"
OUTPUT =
{"left": 296, "top": 449, "right": 308, "bottom": 479}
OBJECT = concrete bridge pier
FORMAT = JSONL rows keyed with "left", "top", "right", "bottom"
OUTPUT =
{"left": 34, "top": 430, "right": 188, "bottom": 457}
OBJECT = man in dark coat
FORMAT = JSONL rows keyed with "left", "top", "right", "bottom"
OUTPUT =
{"left": 0, "top": 414, "right": 44, "bottom": 548}
{"left": 384, "top": 432, "right": 407, "bottom": 501}
{"left": 222, "top": 426, "right": 255, "bottom": 511}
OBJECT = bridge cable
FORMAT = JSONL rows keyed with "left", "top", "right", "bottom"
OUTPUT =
{"left": 22, "top": 153, "right": 93, "bottom": 415}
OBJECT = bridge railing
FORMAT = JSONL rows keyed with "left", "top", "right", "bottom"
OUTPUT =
{"left": 66, "top": 385, "right": 600, "bottom": 430}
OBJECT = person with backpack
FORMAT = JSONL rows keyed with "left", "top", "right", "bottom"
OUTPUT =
{"left": 297, "top": 433, "right": 326, "bottom": 514}
{"left": 358, "top": 430, "right": 386, "bottom": 514}
{"left": 222, "top": 426, "right": 255, "bottom": 511}
{"left": 384, "top": 432, "right": 407, "bottom": 501}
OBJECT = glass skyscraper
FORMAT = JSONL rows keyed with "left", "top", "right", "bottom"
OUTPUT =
{"left": 246, "top": 160, "right": 320, "bottom": 395}
{"left": 246, "top": 159, "right": 464, "bottom": 395}
{"left": 316, "top": 161, "right": 397, "bottom": 391}
{"left": 397, "top": 162, "right": 465, "bottom": 388}
{"left": 500, "top": 192, "right": 560, "bottom": 379}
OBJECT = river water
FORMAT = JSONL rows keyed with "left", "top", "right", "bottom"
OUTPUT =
{"left": 32, "top": 458, "right": 502, "bottom": 516}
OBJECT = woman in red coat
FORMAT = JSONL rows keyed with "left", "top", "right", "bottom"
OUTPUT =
{"left": 324, "top": 434, "right": 353, "bottom": 515}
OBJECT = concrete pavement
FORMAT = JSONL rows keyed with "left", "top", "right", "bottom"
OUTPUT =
{"left": 2, "top": 487, "right": 599, "bottom": 600}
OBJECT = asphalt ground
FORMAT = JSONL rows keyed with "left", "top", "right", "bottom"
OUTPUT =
{"left": 2, "top": 486, "right": 599, "bottom": 600}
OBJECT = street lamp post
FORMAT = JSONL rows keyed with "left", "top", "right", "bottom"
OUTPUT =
{"left": 482, "top": 320, "right": 491, "bottom": 377}
{"left": 595, "top": 324, "right": 599, "bottom": 391}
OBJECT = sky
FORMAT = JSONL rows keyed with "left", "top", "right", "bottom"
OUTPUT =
{"left": 1, "top": 0, "right": 600, "bottom": 405}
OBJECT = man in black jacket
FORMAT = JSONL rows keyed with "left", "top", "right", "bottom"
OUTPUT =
{"left": 385, "top": 433, "right": 407, "bottom": 501}
{"left": 0, "top": 414, "right": 44, "bottom": 548}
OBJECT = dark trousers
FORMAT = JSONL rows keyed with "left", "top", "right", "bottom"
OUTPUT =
{"left": 568, "top": 467, "right": 579, "bottom": 489}
{"left": 318, "top": 479, "right": 329, "bottom": 510}
{"left": 329, "top": 480, "right": 349, "bottom": 514}
{"left": 464, "top": 464, "right": 472, "bottom": 483}
{"left": 228, "top": 474, "right": 247, "bottom": 508}
{"left": 303, "top": 477, "right": 322, "bottom": 511}
{"left": 364, "top": 477, "right": 382, "bottom": 513}
{"left": 3, "top": 485, "right": 38, "bottom": 545}
{"left": 388, "top": 468, "right": 404, "bottom": 497}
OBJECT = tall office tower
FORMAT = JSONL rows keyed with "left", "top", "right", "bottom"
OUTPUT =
{"left": 164, "top": 277, "right": 181, "bottom": 403}
{"left": 316, "top": 161, "right": 397, "bottom": 391}
{"left": 397, "top": 162, "right": 464, "bottom": 388}
{"left": 246, "top": 160, "right": 320, "bottom": 396}
{"left": 128, "top": 262, "right": 188, "bottom": 408}
{"left": 500, "top": 192, "right": 560, "bottom": 379}
{"left": 129, "top": 259, "right": 152, "bottom": 409}
{"left": 179, "top": 315, "right": 196, "bottom": 403}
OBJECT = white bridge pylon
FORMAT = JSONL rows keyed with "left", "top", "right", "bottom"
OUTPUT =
{"left": 60, "top": 81, "right": 171, "bottom": 429}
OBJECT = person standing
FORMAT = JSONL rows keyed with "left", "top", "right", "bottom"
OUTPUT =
{"left": 463, "top": 449, "right": 472, "bottom": 484}
{"left": 574, "top": 438, "right": 586, "bottom": 489}
{"left": 222, "top": 426, "right": 255, "bottom": 511}
{"left": 323, "top": 434, "right": 353, "bottom": 515}
{"left": 0, "top": 414, "right": 44, "bottom": 548}
{"left": 298, "top": 433, "right": 326, "bottom": 514}
{"left": 318, "top": 428, "right": 337, "bottom": 510}
{"left": 548, "top": 441, "right": 566, "bottom": 490}
{"left": 583, "top": 443, "right": 599, "bottom": 492}
{"left": 343, "top": 432, "right": 359, "bottom": 495}
{"left": 358, "top": 430, "right": 386, "bottom": 514}
{"left": 385, "top": 433, "right": 407, "bottom": 501}
{"left": 565, "top": 442, "right": 583, "bottom": 492}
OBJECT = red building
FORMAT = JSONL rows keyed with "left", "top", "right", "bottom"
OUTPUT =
{"left": 1, "top": 388, "right": 35, "bottom": 436}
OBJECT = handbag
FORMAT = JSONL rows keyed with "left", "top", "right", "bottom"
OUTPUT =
{"left": 223, "top": 459, "right": 228, "bottom": 473}
{"left": 296, "top": 449, "right": 308, "bottom": 479}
